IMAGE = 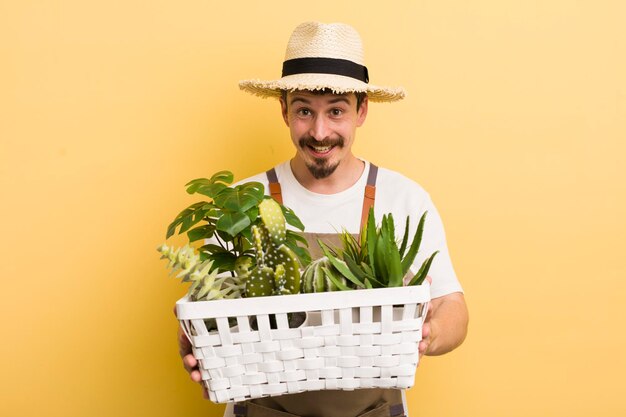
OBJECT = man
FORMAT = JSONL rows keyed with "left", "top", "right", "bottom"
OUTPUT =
{"left": 179, "top": 22, "right": 468, "bottom": 417}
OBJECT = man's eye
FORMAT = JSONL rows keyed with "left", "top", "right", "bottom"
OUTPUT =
{"left": 330, "top": 108, "right": 344, "bottom": 117}
{"left": 297, "top": 108, "right": 311, "bottom": 116}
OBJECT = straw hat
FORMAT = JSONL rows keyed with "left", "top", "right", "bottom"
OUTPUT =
{"left": 239, "top": 22, "right": 406, "bottom": 102}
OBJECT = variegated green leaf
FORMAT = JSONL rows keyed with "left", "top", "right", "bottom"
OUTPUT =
{"left": 322, "top": 266, "right": 352, "bottom": 291}
{"left": 319, "top": 242, "right": 365, "bottom": 288}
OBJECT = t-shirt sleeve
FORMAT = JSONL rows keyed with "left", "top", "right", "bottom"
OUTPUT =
{"left": 376, "top": 168, "right": 463, "bottom": 299}
{"left": 409, "top": 195, "right": 463, "bottom": 298}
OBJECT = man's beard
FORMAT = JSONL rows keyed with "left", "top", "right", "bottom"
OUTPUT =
{"left": 298, "top": 136, "right": 345, "bottom": 179}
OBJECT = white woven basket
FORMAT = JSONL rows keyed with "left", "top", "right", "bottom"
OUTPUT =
{"left": 176, "top": 284, "right": 430, "bottom": 404}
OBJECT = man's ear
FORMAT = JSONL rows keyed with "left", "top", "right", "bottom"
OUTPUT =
{"left": 356, "top": 96, "right": 369, "bottom": 127}
{"left": 279, "top": 96, "right": 289, "bottom": 126}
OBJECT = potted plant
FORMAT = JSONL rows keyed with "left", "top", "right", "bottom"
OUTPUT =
{"left": 296, "top": 208, "right": 437, "bottom": 326}
{"left": 158, "top": 170, "right": 311, "bottom": 327}
{"left": 159, "top": 173, "right": 432, "bottom": 404}
{"left": 301, "top": 208, "right": 438, "bottom": 292}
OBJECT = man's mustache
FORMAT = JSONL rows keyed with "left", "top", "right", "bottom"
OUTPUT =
{"left": 298, "top": 136, "right": 345, "bottom": 148}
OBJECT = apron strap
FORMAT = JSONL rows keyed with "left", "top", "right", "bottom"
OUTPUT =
{"left": 266, "top": 168, "right": 283, "bottom": 205}
{"left": 360, "top": 163, "right": 378, "bottom": 233}
{"left": 266, "top": 163, "right": 378, "bottom": 230}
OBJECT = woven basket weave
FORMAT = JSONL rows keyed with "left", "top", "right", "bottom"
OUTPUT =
{"left": 176, "top": 284, "right": 430, "bottom": 404}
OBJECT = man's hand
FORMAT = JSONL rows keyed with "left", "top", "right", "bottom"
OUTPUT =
{"left": 418, "top": 277, "right": 469, "bottom": 357}
{"left": 175, "top": 307, "right": 209, "bottom": 399}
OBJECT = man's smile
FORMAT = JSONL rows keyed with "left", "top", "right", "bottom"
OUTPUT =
{"left": 299, "top": 137, "right": 344, "bottom": 158}
{"left": 308, "top": 144, "right": 334, "bottom": 156}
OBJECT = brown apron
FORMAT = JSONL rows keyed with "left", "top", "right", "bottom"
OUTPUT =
{"left": 233, "top": 164, "right": 405, "bottom": 417}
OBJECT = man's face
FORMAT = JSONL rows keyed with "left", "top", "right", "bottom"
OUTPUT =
{"left": 280, "top": 91, "right": 368, "bottom": 179}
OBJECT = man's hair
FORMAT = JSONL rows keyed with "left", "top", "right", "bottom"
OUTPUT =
{"left": 280, "top": 89, "right": 367, "bottom": 111}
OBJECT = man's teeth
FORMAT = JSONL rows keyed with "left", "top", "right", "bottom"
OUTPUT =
{"left": 311, "top": 146, "right": 331, "bottom": 153}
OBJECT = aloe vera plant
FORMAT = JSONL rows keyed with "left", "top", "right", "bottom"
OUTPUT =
{"left": 301, "top": 208, "right": 438, "bottom": 292}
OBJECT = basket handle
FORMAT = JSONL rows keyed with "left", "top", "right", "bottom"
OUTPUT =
{"left": 421, "top": 301, "right": 430, "bottom": 326}
{"left": 419, "top": 280, "right": 431, "bottom": 326}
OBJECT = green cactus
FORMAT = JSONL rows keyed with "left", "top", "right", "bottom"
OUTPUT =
{"left": 259, "top": 196, "right": 287, "bottom": 245}
{"left": 244, "top": 198, "right": 301, "bottom": 297}
{"left": 157, "top": 243, "right": 243, "bottom": 301}
{"left": 245, "top": 265, "right": 275, "bottom": 297}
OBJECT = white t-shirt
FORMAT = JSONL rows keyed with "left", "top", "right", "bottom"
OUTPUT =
{"left": 239, "top": 160, "right": 463, "bottom": 299}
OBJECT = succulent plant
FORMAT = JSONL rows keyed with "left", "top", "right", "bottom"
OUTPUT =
{"left": 301, "top": 257, "right": 348, "bottom": 292}
{"left": 300, "top": 209, "right": 438, "bottom": 292}
{"left": 244, "top": 198, "right": 301, "bottom": 297}
{"left": 157, "top": 243, "right": 243, "bottom": 301}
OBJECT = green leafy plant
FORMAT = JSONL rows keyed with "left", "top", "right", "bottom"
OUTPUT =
{"left": 164, "top": 170, "right": 310, "bottom": 276}
{"left": 301, "top": 208, "right": 438, "bottom": 292}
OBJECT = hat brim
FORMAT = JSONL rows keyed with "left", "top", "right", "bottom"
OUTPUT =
{"left": 239, "top": 73, "right": 406, "bottom": 102}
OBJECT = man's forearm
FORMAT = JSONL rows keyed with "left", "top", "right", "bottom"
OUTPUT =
{"left": 425, "top": 292, "right": 469, "bottom": 356}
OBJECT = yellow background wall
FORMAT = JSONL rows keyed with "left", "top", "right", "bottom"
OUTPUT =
{"left": 1, "top": 1, "right": 625, "bottom": 416}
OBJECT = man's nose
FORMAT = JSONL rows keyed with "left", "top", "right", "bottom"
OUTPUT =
{"left": 309, "top": 116, "right": 331, "bottom": 141}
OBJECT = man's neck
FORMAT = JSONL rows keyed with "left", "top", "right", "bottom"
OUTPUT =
{"left": 289, "top": 155, "right": 365, "bottom": 195}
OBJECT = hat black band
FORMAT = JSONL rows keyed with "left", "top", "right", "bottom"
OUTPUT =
{"left": 282, "top": 57, "right": 369, "bottom": 83}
